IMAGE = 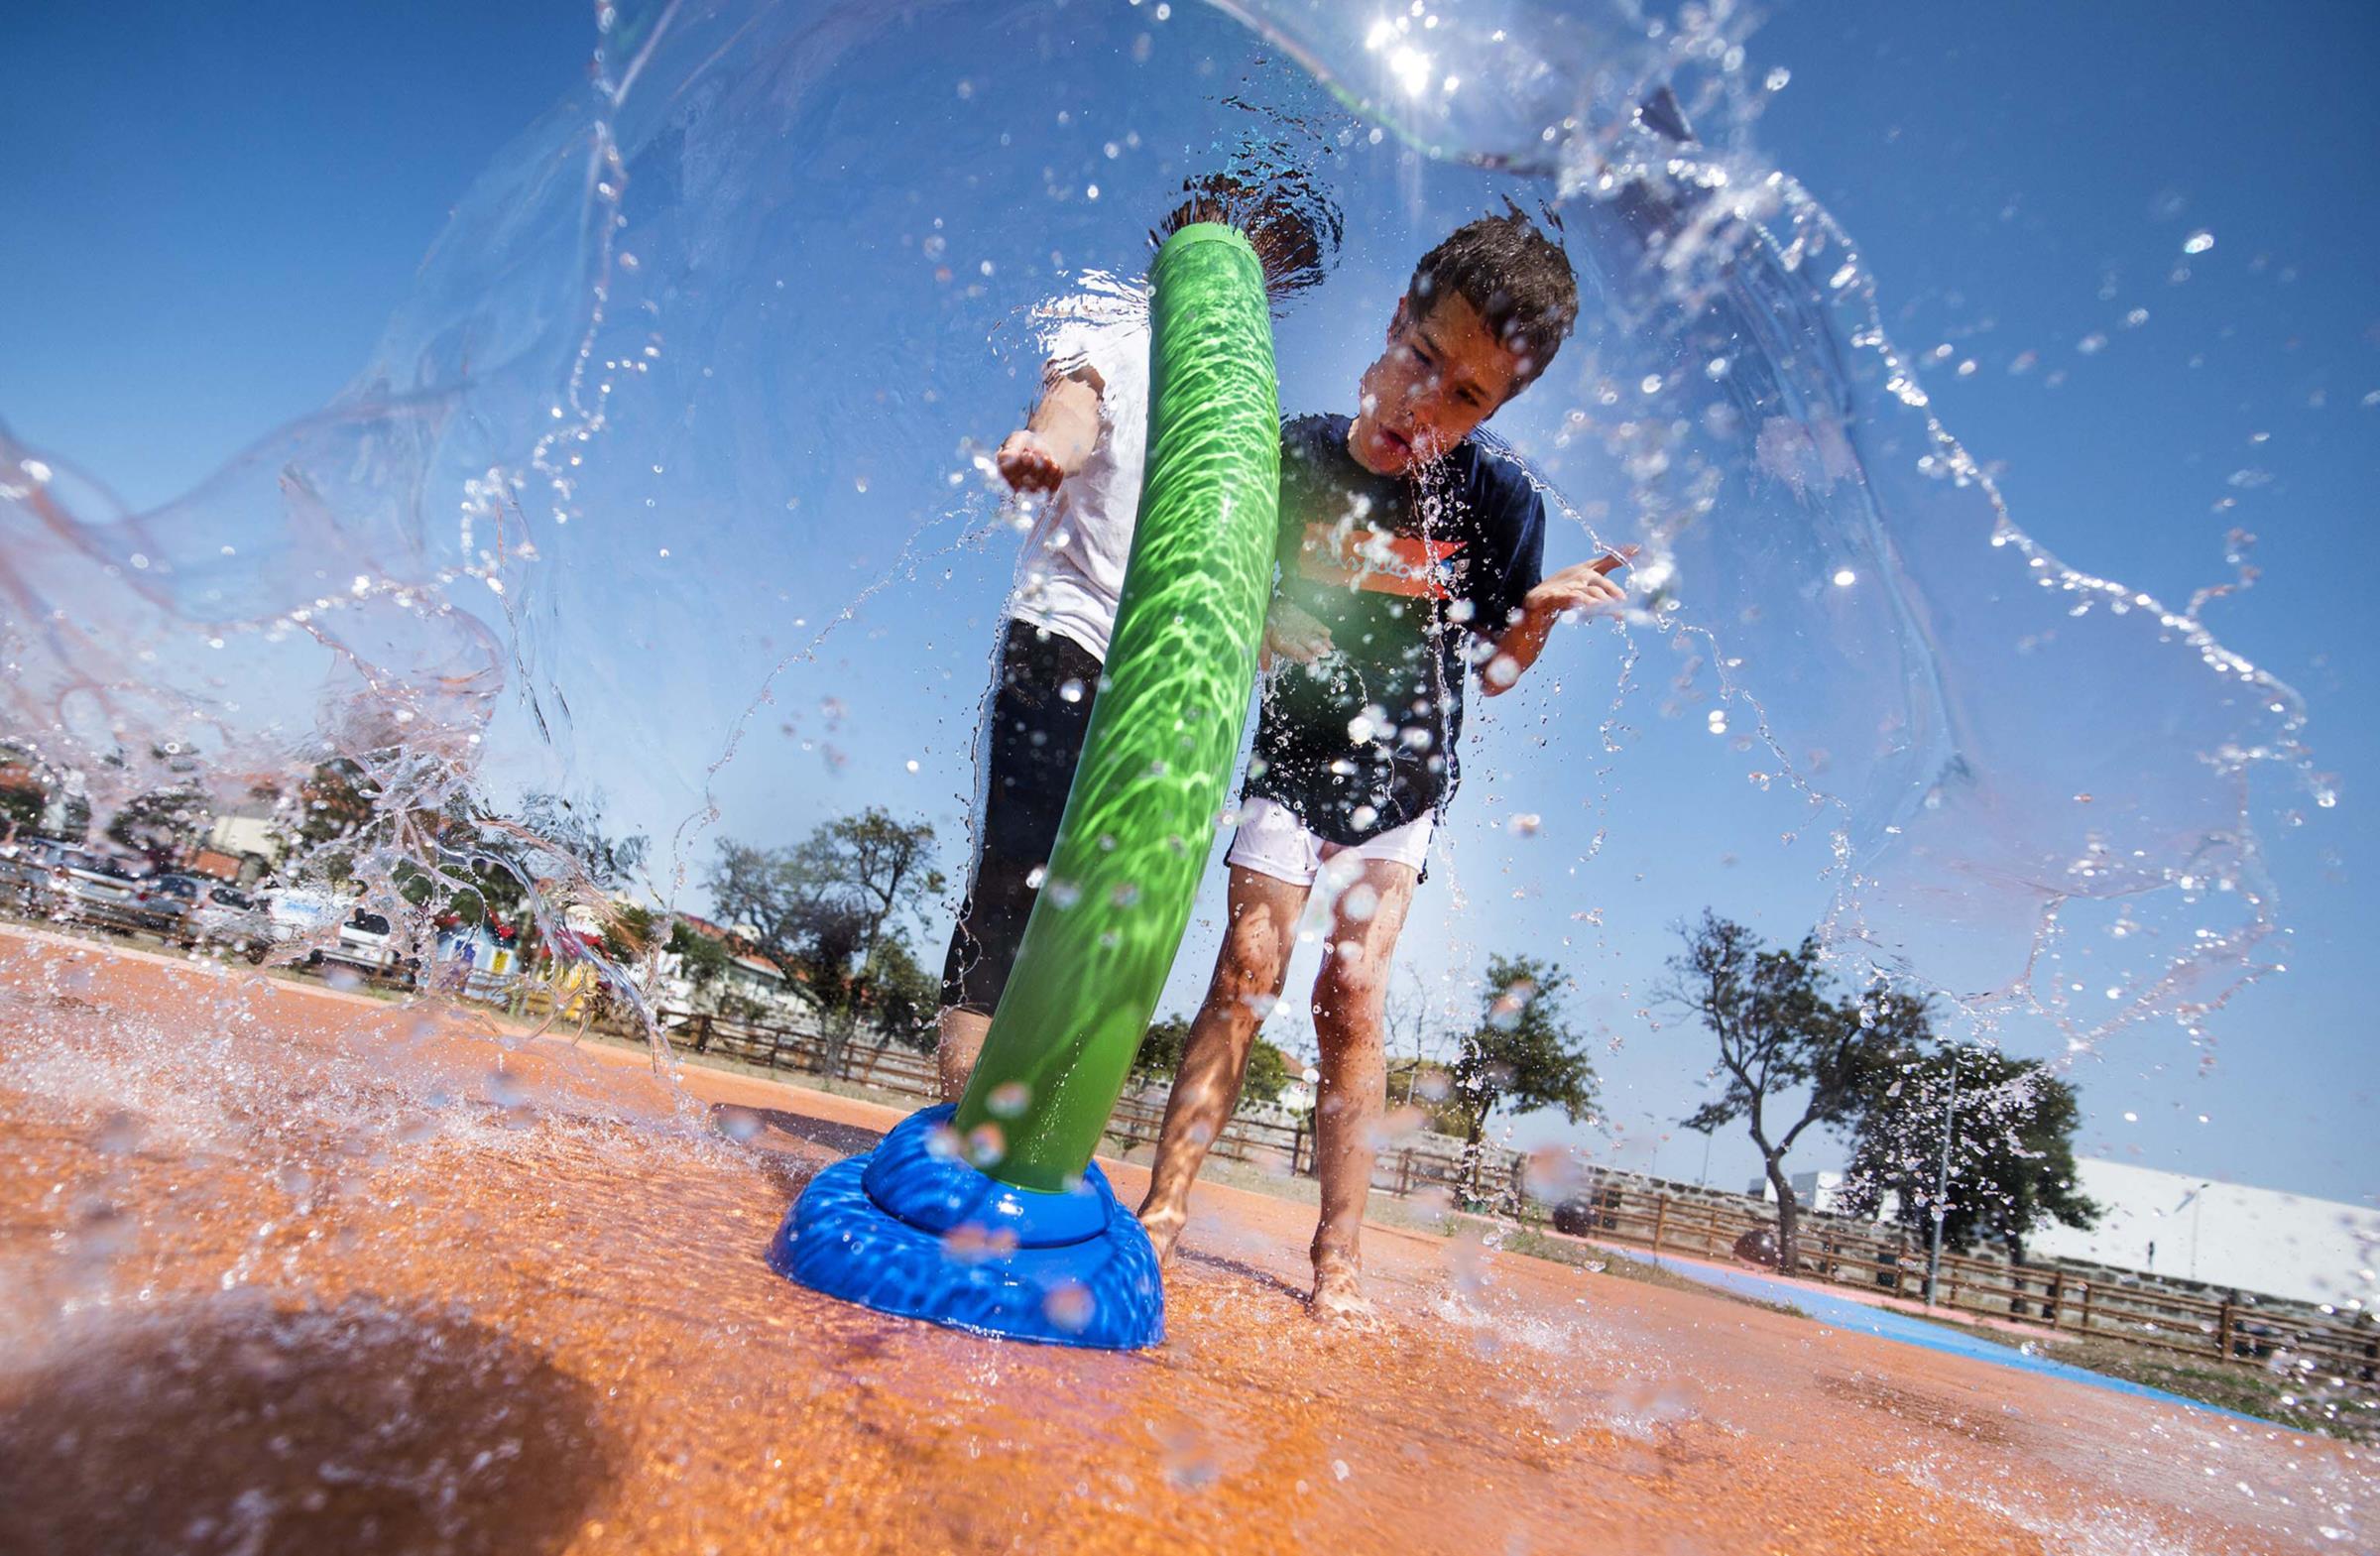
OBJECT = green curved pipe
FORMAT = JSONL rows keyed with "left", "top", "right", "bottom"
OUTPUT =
{"left": 953, "top": 223, "right": 1280, "bottom": 1193}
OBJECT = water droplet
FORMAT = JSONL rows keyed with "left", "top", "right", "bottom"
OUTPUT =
{"left": 1043, "top": 1281, "right": 1095, "bottom": 1333}
{"left": 940, "top": 1222, "right": 1018, "bottom": 1265}
{"left": 94, "top": 1112, "right": 145, "bottom": 1156}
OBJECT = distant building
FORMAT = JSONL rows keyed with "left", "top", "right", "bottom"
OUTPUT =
{"left": 202, "top": 800, "right": 287, "bottom": 883}
{"left": 650, "top": 912, "right": 813, "bottom": 1024}
{"left": 1749, "top": 1169, "right": 1856, "bottom": 1214}
{"left": 2023, "top": 1159, "right": 2379, "bottom": 1309}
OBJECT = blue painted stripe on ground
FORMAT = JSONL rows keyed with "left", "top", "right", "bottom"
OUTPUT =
{"left": 1633, "top": 1251, "right": 2269, "bottom": 1425}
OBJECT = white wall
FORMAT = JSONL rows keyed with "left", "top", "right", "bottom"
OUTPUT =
{"left": 1748, "top": 1169, "right": 1852, "bottom": 1213}
{"left": 2025, "top": 1158, "right": 2380, "bottom": 1308}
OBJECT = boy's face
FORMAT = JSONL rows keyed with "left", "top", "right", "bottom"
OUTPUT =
{"left": 1347, "top": 292, "right": 1526, "bottom": 476}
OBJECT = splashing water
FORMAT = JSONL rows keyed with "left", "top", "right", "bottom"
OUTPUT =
{"left": 0, "top": 1, "right": 2317, "bottom": 1081}
{"left": 0, "top": 7, "right": 2370, "bottom": 1549}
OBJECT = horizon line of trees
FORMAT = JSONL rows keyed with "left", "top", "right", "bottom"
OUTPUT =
{"left": 9, "top": 748, "right": 2103, "bottom": 1257}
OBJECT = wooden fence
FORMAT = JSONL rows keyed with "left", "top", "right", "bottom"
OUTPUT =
{"left": 647, "top": 1006, "right": 1496, "bottom": 1196}
{"left": 612, "top": 1003, "right": 2380, "bottom": 1394}
{"left": 1557, "top": 1181, "right": 2380, "bottom": 1389}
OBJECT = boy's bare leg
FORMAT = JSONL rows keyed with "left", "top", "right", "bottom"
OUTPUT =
{"left": 1136, "top": 865, "right": 1307, "bottom": 1262}
{"left": 935, "top": 1007, "right": 991, "bottom": 1102}
{"left": 1306, "top": 857, "right": 1420, "bottom": 1319}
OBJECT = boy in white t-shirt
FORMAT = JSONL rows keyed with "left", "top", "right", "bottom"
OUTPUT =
{"left": 936, "top": 177, "right": 1336, "bottom": 1098}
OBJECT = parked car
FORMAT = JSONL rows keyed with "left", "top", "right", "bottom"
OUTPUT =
{"left": 120, "top": 870, "right": 206, "bottom": 935}
{"left": 167, "top": 876, "right": 274, "bottom": 961}
{"left": 0, "top": 836, "right": 66, "bottom": 908}
{"left": 262, "top": 887, "right": 349, "bottom": 962}
{"left": 40, "top": 847, "right": 160, "bottom": 933}
{"left": 262, "top": 888, "right": 414, "bottom": 985}
{"left": 325, "top": 908, "right": 403, "bottom": 979}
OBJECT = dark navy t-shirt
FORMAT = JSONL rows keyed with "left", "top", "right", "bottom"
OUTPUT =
{"left": 1245, "top": 414, "right": 1547, "bottom": 845}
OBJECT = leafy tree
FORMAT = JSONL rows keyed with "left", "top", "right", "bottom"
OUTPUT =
{"left": 1448, "top": 954, "right": 1598, "bottom": 1197}
{"left": 297, "top": 759, "right": 380, "bottom": 849}
{"left": 105, "top": 785, "right": 207, "bottom": 863}
{"left": 1243, "top": 1037, "right": 1293, "bottom": 1107}
{"left": 1662, "top": 912, "right": 1923, "bottom": 1273}
{"left": 601, "top": 901, "right": 656, "bottom": 965}
{"left": 706, "top": 808, "right": 946, "bottom": 1076}
{"left": 1132, "top": 1016, "right": 1193, "bottom": 1085}
{"left": 1840, "top": 1043, "right": 2099, "bottom": 1266}
{"left": 514, "top": 790, "right": 650, "bottom": 890}
{"left": 0, "top": 784, "right": 40, "bottom": 835}
{"left": 1386, "top": 1057, "right": 1468, "bottom": 1136}
{"left": 851, "top": 935, "right": 943, "bottom": 1053}
{"left": 1130, "top": 1015, "right": 1292, "bottom": 1107}
{"left": 666, "top": 920, "right": 731, "bottom": 992}
{"left": 0, "top": 748, "right": 56, "bottom": 837}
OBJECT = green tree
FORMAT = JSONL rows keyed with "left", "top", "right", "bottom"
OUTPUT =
{"left": 706, "top": 808, "right": 946, "bottom": 1077}
{"left": 1130, "top": 1016, "right": 1291, "bottom": 1107}
{"left": 1242, "top": 1036, "right": 1293, "bottom": 1107}
{"left": 666, "top": 920, "right": 731, "bottom": 993}
{"left": 1448, "top": 954, "right": 1598, "bottom": 1198}
{"left": 514, "top": 789, "right": 650, "bottom": 890}
{"left": 851, "top": 935, "right": 943, "bottom": 1053}
{"left": 1386, "top": 1057, "right": 1468, "bottom": 1136}
{"left": 1662, "top": 912, "right": 1922, "bottom": 1273}
{"left": 0, "top": 784, "right": 40, "bottom": 836}
{"left": 601, "top": 901, "right": 656, "bottom": 965}
{"left": 105, "top": 785, "right": 207, "bottom": 863}
{"left": 1132, "top": 1016, "right": 1193, "bottom": 1085}
{"left": 297, "top": 759, "right": 380, "bottom": 849}
{"left": 1840, "top": 1043, "right": 2099, "bottom": 1267}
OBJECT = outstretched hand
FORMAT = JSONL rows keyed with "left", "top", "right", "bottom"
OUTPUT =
{"left": 1525, "top": 548, "right": 1634, "bottom": 620}
{"left": 1481, "top": 548, "right": 1636, "bottom": 696}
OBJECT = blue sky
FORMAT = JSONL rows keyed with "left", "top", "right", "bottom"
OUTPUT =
{"left": 3, "top": 1, "right": 2374, "bottom": 1215}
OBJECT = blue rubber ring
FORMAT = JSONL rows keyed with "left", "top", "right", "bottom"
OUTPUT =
{"left": 768, "top": 1105, "right": 1165, "bottom": 1350}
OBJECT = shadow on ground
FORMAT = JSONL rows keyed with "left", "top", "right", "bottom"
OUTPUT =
{"left": 0, "top": 1293, "right": 615, "bottom": 1556}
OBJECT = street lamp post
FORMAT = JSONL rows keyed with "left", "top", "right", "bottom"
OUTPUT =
{"left": 1923, "top": 1048, "right": 1962, "bottom": 1308}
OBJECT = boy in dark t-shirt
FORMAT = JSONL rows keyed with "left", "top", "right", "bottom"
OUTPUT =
{"left": 1137, "top": 211, "right": 1631, "bottom": 1319}
{"left": 1248, "top": 412, "right": 1548, "bottom": 844}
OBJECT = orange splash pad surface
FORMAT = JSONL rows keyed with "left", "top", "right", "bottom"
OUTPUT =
{"left": 0, "top": 926, "right": 2366, "bottom": 1555}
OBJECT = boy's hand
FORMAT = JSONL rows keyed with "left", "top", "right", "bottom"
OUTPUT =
{"left": 997, "top": 429, "right": 1067, "bottom": 494}
{"left": 1481, "top": 549, "right": 1634, "bottom": 696}
{"left": 1524, "top": 551, "right": 1631, "bottom": 620}
{"left": 1262, "top": 597, "right": 1334, "bottom": 666}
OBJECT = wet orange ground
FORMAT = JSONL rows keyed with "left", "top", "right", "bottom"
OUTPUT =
{"left": 0, "top": 925, "right": 2367, "bottom": 1555}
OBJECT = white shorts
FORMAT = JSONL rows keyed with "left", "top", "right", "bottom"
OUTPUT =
{"left": 1225, "top": 795, "right": 1434, "bottom": 889}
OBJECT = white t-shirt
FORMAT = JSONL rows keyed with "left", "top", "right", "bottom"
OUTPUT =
{"left": 1007, "top": 274, "right": 1149, "bottom": 663}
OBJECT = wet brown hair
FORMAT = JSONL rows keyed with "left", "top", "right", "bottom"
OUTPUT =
{"left": 1406, "top": 207, "right": 1579, "bottom": 393}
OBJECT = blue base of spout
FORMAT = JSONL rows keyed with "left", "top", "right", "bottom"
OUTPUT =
{"left": 767, "top": 1104, "right": 1163, "bottom": 1351}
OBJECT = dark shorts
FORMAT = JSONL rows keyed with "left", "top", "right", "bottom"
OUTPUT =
{"left": 940, "top": 621, "right": 1102, "bottom": 1016}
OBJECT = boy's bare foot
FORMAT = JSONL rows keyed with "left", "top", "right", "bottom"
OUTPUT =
{"left": 1309, "top": 1258, "right": 1376, "bottom": 1324}
{"left": 1137, "top": 1204, "right": 1186, "bottom": 1266}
